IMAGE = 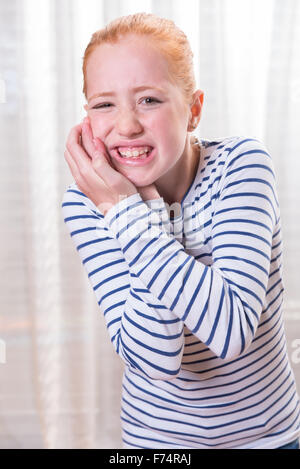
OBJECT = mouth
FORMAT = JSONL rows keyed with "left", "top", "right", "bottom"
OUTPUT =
{"left": 109, "top": 146, "right": 156, "bottom": 167}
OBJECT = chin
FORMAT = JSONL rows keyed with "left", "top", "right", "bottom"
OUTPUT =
{"left": 135, "top": 181, "right": 151, "bottom": 188}
{"left": 127, "top": 175, "right": 154, "bottom": 188}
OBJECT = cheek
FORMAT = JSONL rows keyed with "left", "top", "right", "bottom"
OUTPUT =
{"left": 159, "top": 116, "right": 188, "bottom": 161}
{"left": 147, "top": 111, "right": 175, "bottom": 143}
{"left": 154, "top": 107, "right": 187, "bottom": 136}
{"left": 88, "top": 114, "right": 109, "bottom": 139}
{"left": 154, "top": 113, "right": 186, "bottom": 153}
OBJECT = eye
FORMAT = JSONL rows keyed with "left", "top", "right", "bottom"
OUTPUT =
{"left": 141, "top": 97, "right": 161, "bottom": 105}
{"left": 92, "top": 103, "right": 112, "bottom": 109}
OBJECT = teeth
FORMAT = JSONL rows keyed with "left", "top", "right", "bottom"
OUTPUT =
{"left": 119, "top": 148, "right": 151, "bottom": 158}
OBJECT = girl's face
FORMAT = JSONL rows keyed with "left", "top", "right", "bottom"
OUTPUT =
{"left": 85, "top": 35, "right": 193, "bottom": 188}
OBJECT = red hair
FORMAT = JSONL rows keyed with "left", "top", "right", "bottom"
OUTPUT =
{"left": 82, "top": 13, "right": 196, "bottom": 104}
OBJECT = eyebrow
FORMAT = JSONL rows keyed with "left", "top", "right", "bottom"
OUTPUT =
{"left": 88, "top": 85, "right": 166, "bottom": 102}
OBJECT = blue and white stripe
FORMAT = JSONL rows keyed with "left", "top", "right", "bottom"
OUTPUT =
{"left": 62, "top": 135, "right": 300, "bottom": 448}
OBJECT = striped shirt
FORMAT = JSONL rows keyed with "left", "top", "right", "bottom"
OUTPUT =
{"left": 61, "top": 135, "right": 300, "bottom": 449}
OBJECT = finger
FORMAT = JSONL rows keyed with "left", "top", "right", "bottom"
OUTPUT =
{"left": 64, "top": 148, "right": 83, "bottom": 187}
{"left": 91, "top": 147, "right": 136, "bottom": 198}
{"left": 65, "top": 147, "right": 108, "bottom": 198}
{"left": 67, "top": 122, "right": 111, "bottom": 174}
{"left": 66, "top": 124, "right": 94, "bottom": 176}
{"left": 66, "top": 123, "right": 83, "bottom": 146}
{"left": 92, "top": 138, "right": 121, "bottom": 184}
{"left": 81, "top": 117, "right": 95, "bottom": 159}
{"left": 66, "top": 123, "right": 124, "bottom": 192}
{"left": 93, "top": 137, "right": 118, "bottom": 167}
{"left": 80, "top": 117, "right": 107, "bottom": 162}
{"left": 81, "top": 118, "right": 113, "bottom": 167}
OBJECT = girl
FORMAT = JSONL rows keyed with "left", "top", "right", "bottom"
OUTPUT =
{"left": 62, "top": 13, "right": 300, "bottom": 449}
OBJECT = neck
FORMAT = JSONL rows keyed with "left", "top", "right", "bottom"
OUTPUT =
{"left": 155, "top": 136, "right": 200, "bottom": 211}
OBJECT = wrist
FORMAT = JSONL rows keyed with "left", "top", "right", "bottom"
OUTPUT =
{"left": 103, "top": 192, "right": 143, "bottom": 222}
{"left": 98, "top": 191, "right": 138, "bottom": 215}
{"left": 138, "top": 185, "right": 160, "bottom": 201}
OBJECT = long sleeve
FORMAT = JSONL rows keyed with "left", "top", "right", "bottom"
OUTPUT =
{"left": 104, "top": 138, "right": 279, "bottom": 360}
{"left": 61, "top": 186, "right": 184, "bottom": 380}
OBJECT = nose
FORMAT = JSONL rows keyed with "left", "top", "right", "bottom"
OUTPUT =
{"left": 115, "top": 108, "right": 144, "bottom": 137}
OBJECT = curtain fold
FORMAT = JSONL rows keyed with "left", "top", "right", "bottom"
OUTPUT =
{"left": 0, "top": 0, "right": 299, "bottom": 449}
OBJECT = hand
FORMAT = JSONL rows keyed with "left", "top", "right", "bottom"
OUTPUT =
{"left": 138, "top": 183, "right": 161, "bottom": 201}
{"left": 64, "top": 118, "right": 138, "bottom": 215}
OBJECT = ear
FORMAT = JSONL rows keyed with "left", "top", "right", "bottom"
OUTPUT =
{"left": 187, "top": 89, "right": 204, "bottom": 132}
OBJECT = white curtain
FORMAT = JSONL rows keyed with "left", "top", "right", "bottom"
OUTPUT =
{"left": 0, "top": 0, "right": 299, "bottom": 449}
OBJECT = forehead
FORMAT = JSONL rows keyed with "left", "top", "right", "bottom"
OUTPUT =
{"left": 85, "top": 35, "right": 175, "bottom": 96}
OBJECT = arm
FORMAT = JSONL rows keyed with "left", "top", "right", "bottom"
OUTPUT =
{"left": 62, "top": 184, "right": 184, "bottom": 380}
{"left": 104, "top": 138, "right": 279, "bottom": 360}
